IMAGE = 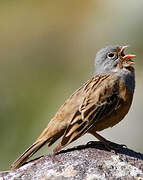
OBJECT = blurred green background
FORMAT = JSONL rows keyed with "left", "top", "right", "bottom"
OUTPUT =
{"left": 0, "top": 0, "right": 143, "bottom": 170}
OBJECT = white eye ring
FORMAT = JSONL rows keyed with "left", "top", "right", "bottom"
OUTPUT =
{"left": 107, "top": 52, "right": 117, "bottom": 59}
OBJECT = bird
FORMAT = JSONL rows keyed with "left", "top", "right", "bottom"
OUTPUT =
{"left": 11, "top": 45, "right": 136, "bottom": 169}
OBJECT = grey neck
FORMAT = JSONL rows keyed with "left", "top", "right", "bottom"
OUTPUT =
{"left": 94, "top": 68, "right": 135, "bottom": 93}
{"left": 116, "top": 68, "right": 135, "bottom": 93}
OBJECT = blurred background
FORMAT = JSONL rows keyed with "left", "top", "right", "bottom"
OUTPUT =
{"left": 0, "top": 0, "right": 143, "bottom": 170}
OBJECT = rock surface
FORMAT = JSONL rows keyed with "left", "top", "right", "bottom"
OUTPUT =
{"left": 0, "top": 142, "right": 143, "bottom": 180}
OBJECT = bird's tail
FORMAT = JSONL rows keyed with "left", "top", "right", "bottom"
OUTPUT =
{"left": 10, "top": 138, "right": 50, "bottom": 169}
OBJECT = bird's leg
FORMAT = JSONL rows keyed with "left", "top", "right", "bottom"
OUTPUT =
{"left": 89, "top": 131, "right": 126, "bottom": 150}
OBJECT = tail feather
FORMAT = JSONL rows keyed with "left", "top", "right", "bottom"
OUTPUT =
{"left": 11, "top": 124, "right": 67, "bottom": 169}
{"left": 11, "top": 139, "right": 49, "bottom": 169}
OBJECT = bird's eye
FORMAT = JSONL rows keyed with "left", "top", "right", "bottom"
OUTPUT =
{"left": 107, "top": 52, "right": 117, "bottom": 59}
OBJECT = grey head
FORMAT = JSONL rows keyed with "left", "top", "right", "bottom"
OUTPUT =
{"left": 94, "top": 45, "right": 136, "bottom": 93}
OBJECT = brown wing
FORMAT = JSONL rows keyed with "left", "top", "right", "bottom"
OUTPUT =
{"left": 54, "top": 74, "right": 121, "bottom": 152}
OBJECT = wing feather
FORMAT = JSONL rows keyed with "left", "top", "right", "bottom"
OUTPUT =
{"left": 57, "top": 74, "right": 121, "bottom": 149}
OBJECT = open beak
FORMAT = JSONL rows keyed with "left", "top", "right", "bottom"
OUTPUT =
{"left": 120, "top": 46, "right": 136, "bottom": 65}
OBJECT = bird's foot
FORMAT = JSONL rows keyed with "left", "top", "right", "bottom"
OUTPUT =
{"left": 87, "top": 140, "right": 126, "bottom": 151}
{"left": 103, "top": 140, "right": 127, "bottom": 151}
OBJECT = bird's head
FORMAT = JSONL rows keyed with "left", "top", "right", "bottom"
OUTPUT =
{"left": 94, "top": 45, "right": 135, "bottom": 75}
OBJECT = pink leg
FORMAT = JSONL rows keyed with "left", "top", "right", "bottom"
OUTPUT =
{"left": 89, "top": 130, "right": 125, "bottom": 150}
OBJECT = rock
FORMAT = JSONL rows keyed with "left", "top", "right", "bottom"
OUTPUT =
{"left": 0, "top": 142, "right": 143, "bottom": 180}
